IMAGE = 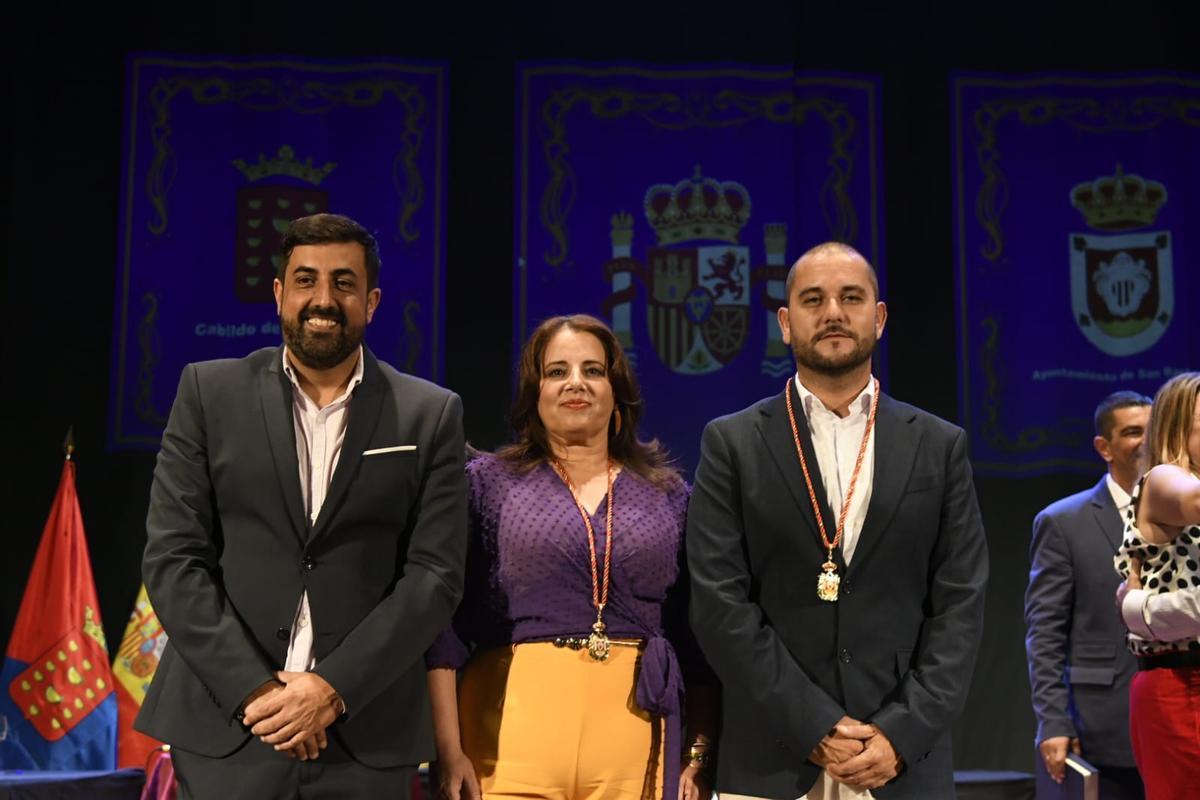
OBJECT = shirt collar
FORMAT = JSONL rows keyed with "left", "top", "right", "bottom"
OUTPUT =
{"left": 282, "top": 345, "right": 365, "bottom": 405}
{"left": 793, "top": 373, "right": 874, "bottom": 419}
{"left": 1105, "top": 472, "right": 1133, "bottom": 510}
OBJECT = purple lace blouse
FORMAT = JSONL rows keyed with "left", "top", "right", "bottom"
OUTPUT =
{"left": 426, "top": 452, "right": 699, "bottom": 662}
{"left": 426, "top": 453, "right": 707, "bottom": 797}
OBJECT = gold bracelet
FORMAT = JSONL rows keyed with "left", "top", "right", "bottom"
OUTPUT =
{"left": 684, "top": 742, "right": 711, "bottom": 768}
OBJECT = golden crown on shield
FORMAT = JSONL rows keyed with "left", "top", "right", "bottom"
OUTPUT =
{"left": 233, "top": 145, "right": 336, "bottom": 186}
{"left": 1070, "top": 165, "right": 1167, "bottom": 231}
{"left": 643, "top": 164, "right": 751, "bottom": 245}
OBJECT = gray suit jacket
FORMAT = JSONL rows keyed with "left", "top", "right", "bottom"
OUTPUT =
{"left": 1024, "top": 476, "right": 1138, "bottom": 768}
{"left": 687, "top": 386, "right": 988, "bottom": 799}
{"left": 136, "top": 346, "right": 467, "bottom": 768}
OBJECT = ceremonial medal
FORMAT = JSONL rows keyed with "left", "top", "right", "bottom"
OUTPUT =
{"left": 587, "top": 617, "right": 611, "bottom": 661}
{"left": 553, "top": 459, "right": 616, "bottom": 661}
{"left": 817, "top": 559, "right": 841, "bottom": 602}
{"left": 784, "top": 377, "right": 879, "bottom": 603}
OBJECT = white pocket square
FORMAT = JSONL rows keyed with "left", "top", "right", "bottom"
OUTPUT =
{"left": 362, "top": 445, "right": 417, "bottom": 456}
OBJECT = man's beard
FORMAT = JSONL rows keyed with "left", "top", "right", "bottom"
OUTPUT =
{"left": 281, "top": 306, "right": 363, "bottom": 370}
{"left": 793, "top": 327, "right": 876, "bottom": 377}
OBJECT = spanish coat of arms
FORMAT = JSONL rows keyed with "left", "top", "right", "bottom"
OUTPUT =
{"left": 601, "top": 166, "right": 793, "bottom": 378}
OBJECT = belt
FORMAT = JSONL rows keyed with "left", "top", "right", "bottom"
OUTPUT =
{"left": 551, "top": 635, "right": 643, "bottom": 650}
{"left": 1137, "top": 648, "right": 1200, "bottom": 671}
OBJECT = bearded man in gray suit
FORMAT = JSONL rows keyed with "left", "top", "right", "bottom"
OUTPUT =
{"left": 137, "top": 214, "right": 467, "bottom": 799}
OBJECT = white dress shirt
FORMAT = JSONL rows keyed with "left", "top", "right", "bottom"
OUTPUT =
{"left": 794, "top": 374, "right": 877, "bottom": 800}
{"left": 1105, "top": 473, "right": 1132, "bottom": 515}
{"left": 281, "top": 346, "right": 364, "bottom": 673}
{"left": 794, "top": 375, "right": 876, "bottom": 565}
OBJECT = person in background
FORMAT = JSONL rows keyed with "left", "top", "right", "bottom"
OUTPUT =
{"left": 1025, "top": 390, "right": 1150, "bottom": 798}
{"left": 1115, "top": 371, "right": 1200, "bottom": 800}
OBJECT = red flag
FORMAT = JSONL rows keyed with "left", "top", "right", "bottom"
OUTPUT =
{"left": 112, "top": 583, "right": 167, "bottom": 768}
{"left": 1, "top": 458, "right": 116, "bottom": 769}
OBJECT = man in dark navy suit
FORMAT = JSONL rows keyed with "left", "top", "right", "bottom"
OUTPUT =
{"left": 688, "top": 242, "right": 988, "bottom": 799}
{"left": 1025, "top": 391, "right": 1150, "bottom": 800}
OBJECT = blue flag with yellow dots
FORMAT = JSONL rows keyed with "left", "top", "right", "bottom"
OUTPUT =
{"left": 1, "top": 459, "right": 116, "bottom": 769}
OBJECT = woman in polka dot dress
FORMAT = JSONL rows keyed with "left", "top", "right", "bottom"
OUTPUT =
{"left": 424, "top": 315, "right": 717, "bottom": 800}
{"left": 1114, "top": 371, "right": 1200, "bottom": 800}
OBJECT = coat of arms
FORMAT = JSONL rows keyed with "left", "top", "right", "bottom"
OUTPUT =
{"left": 113, "top": 586, "right": 168, "bottom": 705}
{"left": 601, "top": 166, "right": 792, "bottom": 377}
{"left": 7, "top": 607, "right": 111, "bottom": 741}
{"left": 1068, "top": 166, "right": 1172, "bottom": 357}
{"left": 232, "top": 145, "right": 335, "bottom": 303}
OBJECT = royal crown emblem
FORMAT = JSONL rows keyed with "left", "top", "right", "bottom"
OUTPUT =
{"left": 602, "top": 166, "right": 792, "bottom": 377}
{"left": 644, "top": 165, "right": 751, "bottom": 245}
{"left": 233, "top": 145, "right": 333, "bottom": 304}
{"left": 1070, "top": 166, "right": 1167, "bottom": 231}
{"left": 233, "top": 145, "right": 336, "bottom": 186}
{"left": 1068, "top": 165, "right": 1172, "bottom": 357}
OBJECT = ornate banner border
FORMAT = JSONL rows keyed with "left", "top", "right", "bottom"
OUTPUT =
{"left": 112, "top": 56, "right": 446, "bottom": 448}
{"left": 953, "top": 73, "right": 1200, "bottom": 473}
{"left": 516, "top": 64, "right": 883, "bottom": 344}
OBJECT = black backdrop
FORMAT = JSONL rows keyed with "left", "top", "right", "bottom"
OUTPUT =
{"left": 2, "top": 0, "right": 1191, "bottom": 773}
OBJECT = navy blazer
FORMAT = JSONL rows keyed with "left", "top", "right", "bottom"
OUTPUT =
{"left": 1024, "top": 476, "right": 1138, "bottom": 768}
{"left": 136, "top": 347, "right": 467, "bottom": 767}
{"left": 687, "top": 385, "right": 988, "bottom": 799}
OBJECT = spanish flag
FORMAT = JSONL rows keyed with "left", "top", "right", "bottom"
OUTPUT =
{"left": 0, "top": 456, "right": 116, "bottom": 769}
{"left": 112, "top": 583, "right": 167, "bottom": 768}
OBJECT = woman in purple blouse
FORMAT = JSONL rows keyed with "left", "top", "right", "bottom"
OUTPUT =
{"left": 426, "top": 314, "right": 716, "bottom": 800}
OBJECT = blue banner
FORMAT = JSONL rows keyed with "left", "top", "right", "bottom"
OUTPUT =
{"left": 517, "top": 63, "right": 885, "bottom": 473}
{"left": 110, "top": 55, "right": 447, "bottom": 449}
{"left": 953, "top": 74, "right": 1200, "bottom": 474}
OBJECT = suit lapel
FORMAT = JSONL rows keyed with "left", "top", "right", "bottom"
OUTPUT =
{"left": 847, "top": 394, "right": 920, "bottom": 575}
{"left": 1088, "top": 476, "right": 1124, "bottom": 552}
{"left": 758, "top": 382, "right": 841, "bottom": 561}
{"left": 309, "top": 350, "right": 386, "bottom": 542}
{"left": 259, "top": 349, "right": 308, "bottom": 544}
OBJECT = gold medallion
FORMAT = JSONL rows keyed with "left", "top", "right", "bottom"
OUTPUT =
{"left": 586, "top": 619, "right": 611, "bottom": 661}
{"left": 553, "top": 460, "right": 617, "bottom": 664}
{"left": 817, "top": 561, "right": 840, "bottom": 602}
{"left": 785, "top": 380, "right": 878, "bottom": 608}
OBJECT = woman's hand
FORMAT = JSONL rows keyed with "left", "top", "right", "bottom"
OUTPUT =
{"left": 431, "top": 751, "right": 481, "bottom": 800}
{"left": 679, "top": 761, "right": 712, "bottom": 800}
{"left": 1127, "top": 555, "right": 1143, "bottom": 590}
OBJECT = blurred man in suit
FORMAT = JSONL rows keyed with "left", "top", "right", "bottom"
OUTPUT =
{"left": 137, "top": 213, "right": 467, "bottom": 799}
{"left": 1025, "top": 390, "right": 1151, "bottom": 799}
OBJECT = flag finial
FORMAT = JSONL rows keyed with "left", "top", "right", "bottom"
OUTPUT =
{"left": 63, "top": 426, "right": 75, "bottom": 460}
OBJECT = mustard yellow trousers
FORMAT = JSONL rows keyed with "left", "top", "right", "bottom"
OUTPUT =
{"left": 459, "top": 641, "right": 664, "bottom": 800}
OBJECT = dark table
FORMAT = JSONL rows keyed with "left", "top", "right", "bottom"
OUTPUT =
{"left": 0, "top": 769, "right": 144, "bottom": 800}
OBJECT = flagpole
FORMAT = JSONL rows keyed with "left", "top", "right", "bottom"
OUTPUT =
{"left": 1, "top": 426, "right": 117, "bottom": 769}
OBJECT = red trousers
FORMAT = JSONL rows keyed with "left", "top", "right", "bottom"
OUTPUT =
{"left": 1130, "top": 665, "right": 1200, "bottom": 800}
